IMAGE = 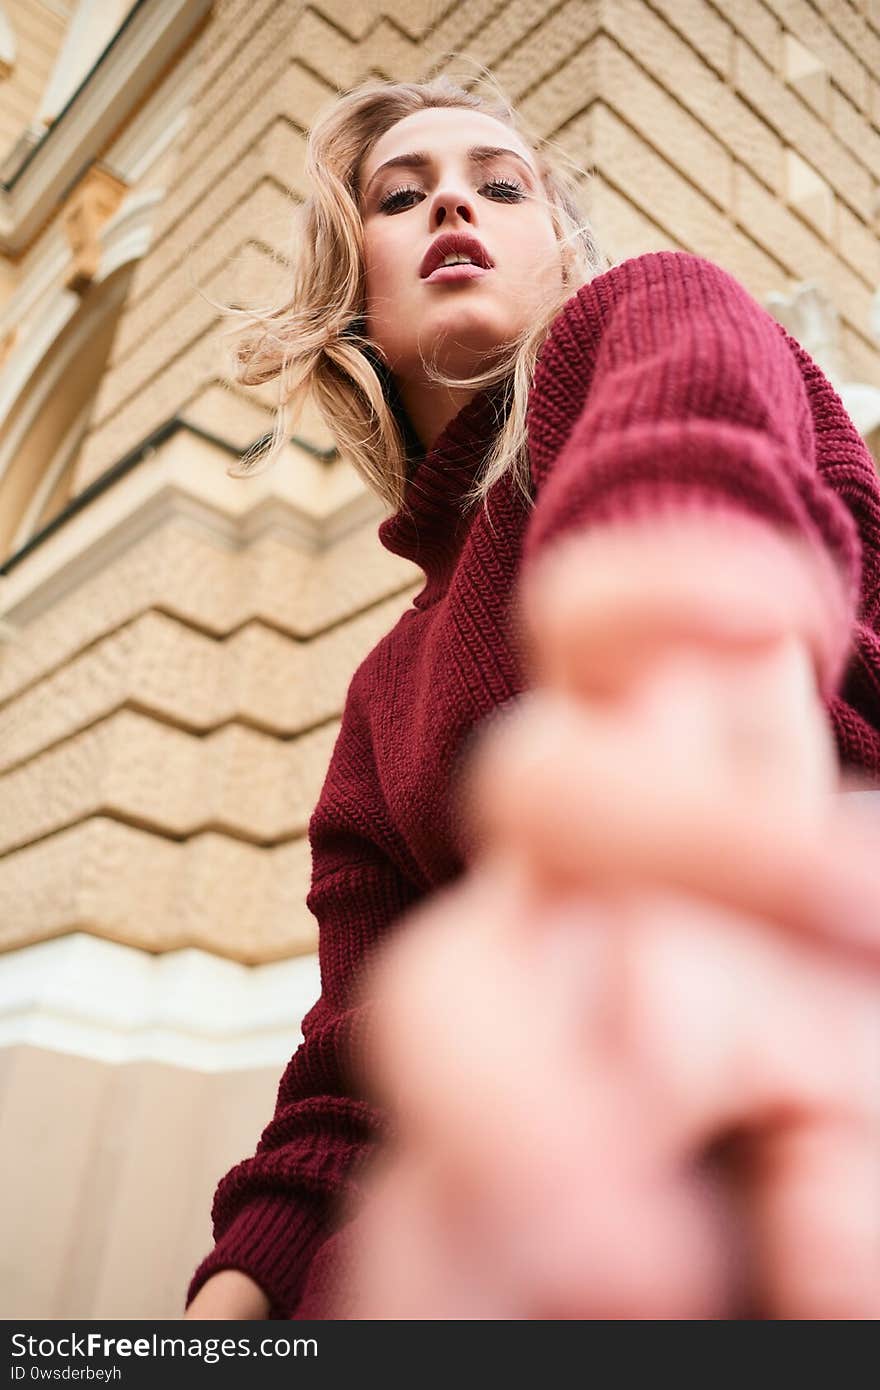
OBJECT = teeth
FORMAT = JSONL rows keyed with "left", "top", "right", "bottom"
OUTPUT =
{"left": 439, "top": 253, "right": 476, "bottom": 267}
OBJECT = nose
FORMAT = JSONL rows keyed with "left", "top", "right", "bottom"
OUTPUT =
{"left": 428, "top": 185, "right": 476, "bottom": 228}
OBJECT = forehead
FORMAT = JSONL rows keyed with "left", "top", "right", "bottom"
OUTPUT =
{"left": 358, "top": 107, "right": 537, "bottom": 187}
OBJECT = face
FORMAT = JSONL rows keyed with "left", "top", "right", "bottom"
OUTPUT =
{"left": 357, "top": 107, "right": 566, "bottom": 397}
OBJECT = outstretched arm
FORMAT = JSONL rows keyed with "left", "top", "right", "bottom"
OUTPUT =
{"left": 520, "top": 250, "right": 880, "bottom": 771}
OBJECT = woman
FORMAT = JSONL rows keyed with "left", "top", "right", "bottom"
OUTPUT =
{"left": 184, "top": 72, "right": 880, "bottom": 1320}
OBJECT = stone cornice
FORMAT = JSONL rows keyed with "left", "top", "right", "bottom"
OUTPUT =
{"left": 0, "top": 421, "right": 382, "bottom": 624}
{"left": 0, "top": 0, "right": 213, "bottom": 254}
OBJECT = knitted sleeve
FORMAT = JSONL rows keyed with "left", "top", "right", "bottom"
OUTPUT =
{"left": 523, "top": 250, "right": 880, "bottom": 776}
{"left": 184, "top": 676, "right": 422, "bottom": 1319}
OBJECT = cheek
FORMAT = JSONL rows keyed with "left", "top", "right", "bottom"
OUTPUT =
{"left": 363, "top": 227, "right": 410, "bottom": 296}
{"left": 535, "top": 234, "right": 567, "bottom": 299}
{"left": 494, "top": 209, "right": 560, "bottom": 270}
{"left": 525, "top": 220, "right": 565, "bottom": 276}
{"left": 362, "top": 244, "right": 385, "bottom": 304}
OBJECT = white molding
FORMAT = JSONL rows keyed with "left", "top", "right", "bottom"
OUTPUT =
{"left": 1, "top": 176, "right": 166, "bottom": 343}
{"left": 839, "top": 382, "right": 880, "bottom": 439}
{"left": 105, "top": 37, "right": 199, "bottom": 183}
{"left": 0, "top": 292, "right": 77, "bottom": 461}
{"left": 0, "top": 189, "right": 161, "bottom": 497}
{"left": 116, "top": 105, "right": 190, "bottom": 187}
{"left": 8, "top": 397, "right": 91, "bottom": 552}
{"left": 765, "top": 282, "right": 880, "bottom": 445}
{"left": 2, "top": 29, "right": 197, "bottom": 320}
{"left": 89, "top": 185, "right": 163, "bottom": 279}
{"left": 0, "top": 4, "right": 16, "bottom": 71}
{"left": 0, "top": 932, "right": 321, "bottom": 1072}
{"left": 37, "top": 0, "right": 136, "bottom": 129}
{"left": 0, "top": 221, "right": 70, "bottom": 339}
{"left": 0, "top": 188, "right": 161, "bottom": 378}
{"left": 0, "top": 269, "right": 131, "bottom": 487}
{"left": 0, "top": 0, "right": 213, "bottom": 253}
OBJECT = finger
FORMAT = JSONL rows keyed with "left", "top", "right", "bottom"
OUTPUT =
{"left": 355, "top": 855, "right": 688, "bottom": 1269}
{"left": 748, "top": 1116, "right": 880, "bottom": 1319}
{"left": 363, "top": 850, "right": 879, "bottom": 1163}
{"left": 600, "top": 637, "right": 838, "bottom": 809}
{"left": 358, "top": 856, "right": 590, "bottom": 1159}
{"left": 518, "top": 513, "right": 852, "bottom": 704}
{"left": 596, "top": 891, "right": 880, "bottom": 1148}
{"left": 354, "top": 871, "right": 735, "bottom": 1319}
{"left": 460, "top": 688, "right": 880, "bottom": 957}
{"left": 521, "top": 1156, "right": 740, "bottom": 1320}
{"left": 357, "top": 874, "right": 751, "bottom": 1319}
{"left": 356, "top": 869, "right": 879, "bottom": 1319}
{"left": 336, "top": 1149, "right": 514, "bottom": 1320}
{"left": 520, "top": 895, "right": 880, "bottom": 1319}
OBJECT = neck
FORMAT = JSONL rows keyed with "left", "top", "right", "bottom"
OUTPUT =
{"left": 395, "top": 378, "right": 480, "bottom": 454}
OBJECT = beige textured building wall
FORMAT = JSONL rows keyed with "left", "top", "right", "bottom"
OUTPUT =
{"left": 0, "top": 1, "right": 71, "bottom": 166}
{"left": 1, "top": 0, "right": 879, "bottom": 1319}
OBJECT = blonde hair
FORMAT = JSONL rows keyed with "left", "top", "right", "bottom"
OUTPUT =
{"left": 213, "top": 65, "right": 610, "bottom": 518}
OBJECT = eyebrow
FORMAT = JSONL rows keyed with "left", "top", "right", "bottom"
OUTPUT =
{"left": 363, "top": 145, "right": 536, "bottom": 199}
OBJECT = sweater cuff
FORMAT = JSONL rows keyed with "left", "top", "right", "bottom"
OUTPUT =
{"left": 185, "top": 1195, "right": 329, "bottom": 1320}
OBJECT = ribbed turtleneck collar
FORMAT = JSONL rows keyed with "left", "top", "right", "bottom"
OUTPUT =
{"left": 378, "top": 381, "right": 511, "bottom": 608}
{"left": 375, "top": 281, "right": 600, "bottom": 606}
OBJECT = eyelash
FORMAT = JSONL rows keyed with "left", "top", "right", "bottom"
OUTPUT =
{"left": 377, "top": 175, "right": 526, "bottom": 213}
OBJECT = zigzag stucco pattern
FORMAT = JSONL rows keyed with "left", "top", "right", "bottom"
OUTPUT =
{"left": 0, "top": 590, "right": 413, "bottom": 776}
{"left": 0, "top": 518, "right": 419, "bottom": 707}
{"left": 0, "top": 710, "right": 341, "bottom": 857}
{"left": 0, "top": 816, "right": 316, "bottom": 962}
{"left": 111, "top": 181, "right": 300, "bottom": 369}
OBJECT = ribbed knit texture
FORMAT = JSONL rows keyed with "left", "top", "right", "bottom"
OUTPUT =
{"left": 186, "top": 251, "right": 880, "bottom": 1319}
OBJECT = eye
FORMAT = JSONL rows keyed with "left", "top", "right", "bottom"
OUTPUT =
{"left": 378, "top": 183, "right": 423, "bottom": 213}
{"left": 485, "top": 176, "right": 526, "bottom": 201}
{"left": 377, "top": 175, "right": 527, "bottom": 214}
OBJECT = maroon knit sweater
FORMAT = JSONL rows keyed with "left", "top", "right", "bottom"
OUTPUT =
{"left": 186, "top": 251, "right": 880, "bottom": 1319}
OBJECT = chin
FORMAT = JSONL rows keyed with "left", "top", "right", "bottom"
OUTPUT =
{"left": 420, "top": 311, "right": 513, "bottom": 369}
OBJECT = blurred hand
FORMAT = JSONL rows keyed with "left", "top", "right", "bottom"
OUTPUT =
{"left": 475, "top": 512, "right": 877, "bottom": 946}
{"left": 183, "top": 1269, "right": 270, "bottom": 1320}
{"left": 339, "top": 860, "right": 879, "bottom": 1319}
{"left": 329, "top": 514, "right": 880, "bottom": 1319}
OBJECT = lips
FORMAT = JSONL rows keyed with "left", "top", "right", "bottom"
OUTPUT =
{"left": 423, "top": 263, "right": 490, "bottom": 284}
{"left": 419, "top": 233, "right": 494, "bottom": 279}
